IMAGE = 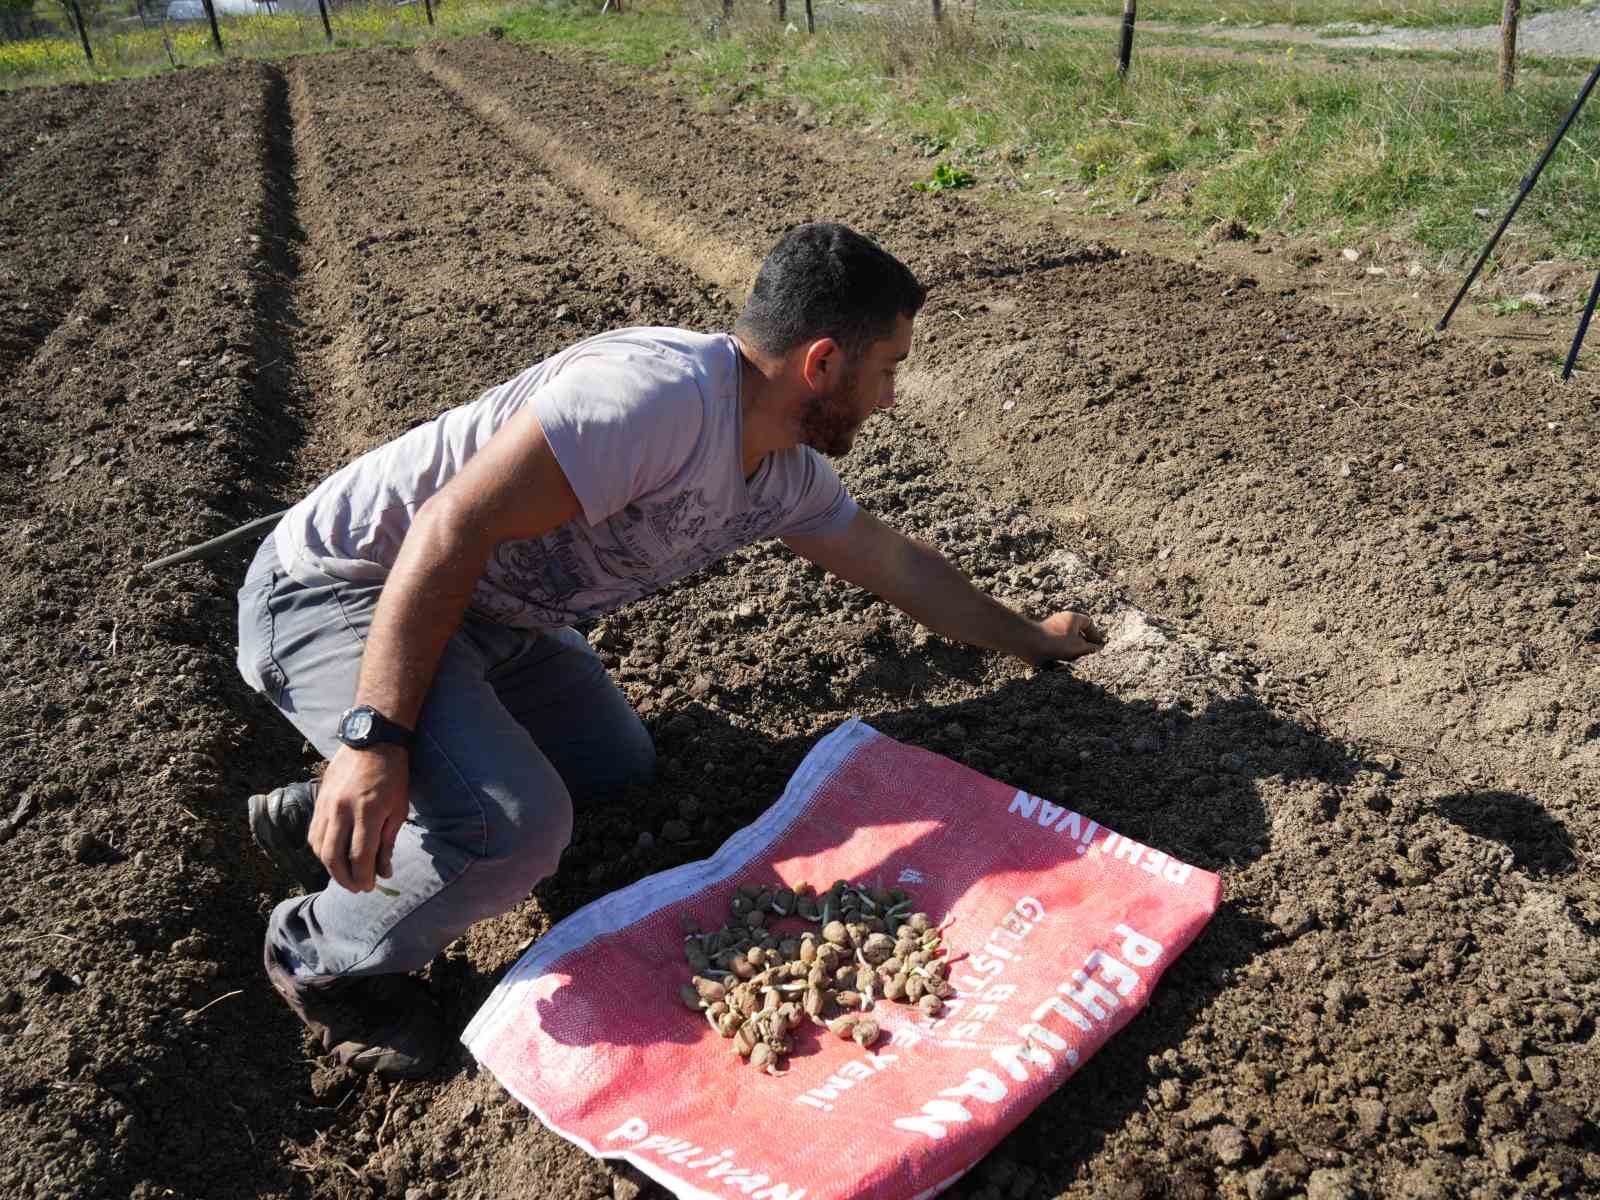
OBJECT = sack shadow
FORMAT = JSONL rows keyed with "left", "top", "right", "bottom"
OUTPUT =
{"left": 438, "top": 661, "right": 1371, "bottom": 1190}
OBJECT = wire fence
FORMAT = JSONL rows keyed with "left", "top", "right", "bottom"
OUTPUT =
{"left": 0, "top": 0, "right": 520, "bottom": 84}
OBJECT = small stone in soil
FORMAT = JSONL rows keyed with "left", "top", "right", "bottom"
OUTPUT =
{"left": 64, "top": 830, "right": 111, "bottom": 864}
{"left": 661, "top": 819, "right": 691, "bottom": 843}
{"left": 1210, "top": 1123, "right": 1250, "bottom": 1166}
{"left": 1269, "top": 903, "right": 1316, "bottom": 941}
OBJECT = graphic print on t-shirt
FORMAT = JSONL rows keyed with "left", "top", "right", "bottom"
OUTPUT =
{"left": 472, "top": 488, "right": 793, "bottom": 630}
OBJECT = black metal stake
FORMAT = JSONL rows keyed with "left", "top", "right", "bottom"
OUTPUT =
{"left": 316, "top": 0, "right": 332, "bottom": 41}
{"left": 1118, "top": 0, "right": 1136, "bottom": 78}
{"left": 804, "top": 0, "right": 814, "bottom": 33}
{"left": 423, "top": 0, "right": 434, "bottom": 26}
{"left": 1438, "top": 58, "right": 1600, "bottom": 331}
{"left": 66, "top": 0, "right": 93, "bottom": 65}
{"left": 1561, "top": 269, "right": 1600, "bottom": 380}
{"left": 201, "top": 0, "right": 224, "bottom": 54}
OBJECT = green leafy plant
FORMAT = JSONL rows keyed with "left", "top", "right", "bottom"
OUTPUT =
{"left": 913, "top": 160, "right": 976, "bottom": 192}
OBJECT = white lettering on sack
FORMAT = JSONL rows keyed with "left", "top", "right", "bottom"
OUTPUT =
{"left": 945, "top": 897, "right": 1044, "bottom": 1052}
{"left": 601, "top": 1119, "right": 806, "bottom": 1199}
{"left": 1101, "top": 832, "right": 1194, "bottom": 885}
{"left": 793, "top": 1051, "right": 899, "bottom": 1112}
{"left": 891, "top": 1069, "right": 1009, "bottom": 1140}
{"left": 1004, "top": 791, "right": 1100, "bottom": 857}
{"left": 896, "top": 925, "right": 1168, "bottom": 1139}
{"left": 1006, "top": 791, "right": 1195, "bottom": 886}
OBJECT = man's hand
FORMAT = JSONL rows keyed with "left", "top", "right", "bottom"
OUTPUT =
{"left": 1032, "top": 610, "right": 1106, "bottom": 667}
{"left": 309, "top": 745, "right": 411, "bottom": 893}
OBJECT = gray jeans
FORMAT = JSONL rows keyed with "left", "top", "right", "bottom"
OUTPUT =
{"left": 235, "top": 536, "right": 655, "bottom": 983}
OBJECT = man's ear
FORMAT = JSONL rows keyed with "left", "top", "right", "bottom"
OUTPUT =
{"left": 799, "top": 337, "right": 842, "bottom": 392}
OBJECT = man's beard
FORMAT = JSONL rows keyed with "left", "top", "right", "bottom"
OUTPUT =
{"left": 800, "top": 368, "right": 865, "bottom": 458}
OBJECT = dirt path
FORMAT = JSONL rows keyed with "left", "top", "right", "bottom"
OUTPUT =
{"left": 0, "top": 38, "right": 1595, "bottom": 1200}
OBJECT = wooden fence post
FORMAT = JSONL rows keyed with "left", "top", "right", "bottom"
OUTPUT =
{"left": 201, "top": 0, "right": 224, "bottom": 54}
{"left": 1499, "top": 0, "right": 1520, "bottom": 93}
{"left": 1118, "top": 0, "right": 1136, "bottom": 77}
{"left": 316, "top": 0, "right": 331, "bottom": 40}
{"left": 65, "top": 0, "right": 93, "bottom": 64}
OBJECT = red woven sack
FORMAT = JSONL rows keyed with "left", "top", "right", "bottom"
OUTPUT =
{"left": 465, "top": 718, "right": 1221, "bottom": 1200}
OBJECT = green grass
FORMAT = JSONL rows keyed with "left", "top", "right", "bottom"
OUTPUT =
{"left": 0, "top": 0, "right": 523, "bottom": 88}
{"left": 500, "top": 0, "right": 1599, "bottom": 261}
{"left": 996, "top": 0, "right": 1590, "bottom": 31}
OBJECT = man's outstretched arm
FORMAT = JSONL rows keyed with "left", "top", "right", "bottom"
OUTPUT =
{"left": 783, "top": 510, "right": 1103, "bottom": 666}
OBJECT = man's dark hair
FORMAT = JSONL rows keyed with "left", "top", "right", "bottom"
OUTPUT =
{"left": 735, "top": 223, "right": 927, "bottom": 357}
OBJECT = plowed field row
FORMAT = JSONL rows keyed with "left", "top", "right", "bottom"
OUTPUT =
{"left": 0, "top": 39, "right": 1593, "bottom": 1200}
{"left": 0, "top": 62, "right": 320, "bottom": 1199}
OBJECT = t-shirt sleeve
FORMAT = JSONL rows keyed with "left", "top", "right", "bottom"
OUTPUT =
{"left": 531, "top": 352, "right": 704, "bottom": 527}
{"left": 771, "top": 449, "right": 859, "bottom": 539}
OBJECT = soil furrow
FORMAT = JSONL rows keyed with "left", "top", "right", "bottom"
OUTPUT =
{"left": 0, "top": 83, "right": 163, "bottom": 377}
{"left": 284, "top": 49, "right": 732, "bottom": 485}
{"left": 420, "top": 45, "right": 763, "bottom": 303}
{"left": 0, "top": 63, "right": 319, "bottom": 1200}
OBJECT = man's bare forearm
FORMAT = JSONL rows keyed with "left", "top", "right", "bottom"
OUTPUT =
{"left": 353, "top": 498, "right": 490, "bottom": 729}
{"left": 890, "top": 536, "right": 1049, "bottom": 662}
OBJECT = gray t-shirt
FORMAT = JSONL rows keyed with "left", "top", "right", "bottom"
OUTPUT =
{"left": 273, "top": 328, "right": 857, "bottom": 630}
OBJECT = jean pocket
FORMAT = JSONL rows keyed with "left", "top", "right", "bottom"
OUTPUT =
{"left": 237, "top": 571, "right": 288, "bottom": 706}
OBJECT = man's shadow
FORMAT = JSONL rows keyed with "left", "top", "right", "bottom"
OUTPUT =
{"left": 438, "top": 660, "right": 1369, "bottom": 1190}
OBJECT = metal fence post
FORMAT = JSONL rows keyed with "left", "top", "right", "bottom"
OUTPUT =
{"left": 1118, "top": 0, "right": 1137, "bottom": 77}
{"left": 66, "top": 0, "right": 94, "bottom": 65}
{"left": 201, "top": 0, "right": 225, "bottom": 54}
{"left": 316, "top": 0, "right": 332, "bottom": 41}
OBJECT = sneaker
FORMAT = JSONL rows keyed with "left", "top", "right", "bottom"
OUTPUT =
{"left": 249, "top": 781, "right": 331, "bottom": 893}
{"left": 264, "top": 945, "right": 448, "bottom": 1080}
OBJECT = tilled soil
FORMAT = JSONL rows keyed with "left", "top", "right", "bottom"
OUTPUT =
{"left": 0, "top": 38, "right": 1595, "bottom": 1200}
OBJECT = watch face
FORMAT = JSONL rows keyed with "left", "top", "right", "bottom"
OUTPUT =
{"left": 347, "top": 710, "right": 374, "bottom": 742}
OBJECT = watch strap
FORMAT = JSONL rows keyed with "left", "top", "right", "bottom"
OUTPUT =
{"left": 338, "top": 705, "right": 416, "bottom": 751}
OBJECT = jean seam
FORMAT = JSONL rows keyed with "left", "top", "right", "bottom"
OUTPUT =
{"left": 325, "top": 585, "right": 494, "bottom": 979}
{"left": 263, "top": 571, "right": 289, "bottom": 703}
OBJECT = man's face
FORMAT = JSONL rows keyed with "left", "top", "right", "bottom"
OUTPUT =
{"left": 800, "top": 315, "right": 914, "bottom": 458}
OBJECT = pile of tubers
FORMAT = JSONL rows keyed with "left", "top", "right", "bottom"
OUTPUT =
{"left": 677, "top": 880, "right": 953, "bottom": 1075}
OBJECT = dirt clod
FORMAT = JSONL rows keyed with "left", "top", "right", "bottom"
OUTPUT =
{"left": 1210, "top": 1123, "right": 1251, "bottom": 1166}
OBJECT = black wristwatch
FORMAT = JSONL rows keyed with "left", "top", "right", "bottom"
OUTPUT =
{"left": 336, "top": 705, "right": 416, "bottom": 753}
